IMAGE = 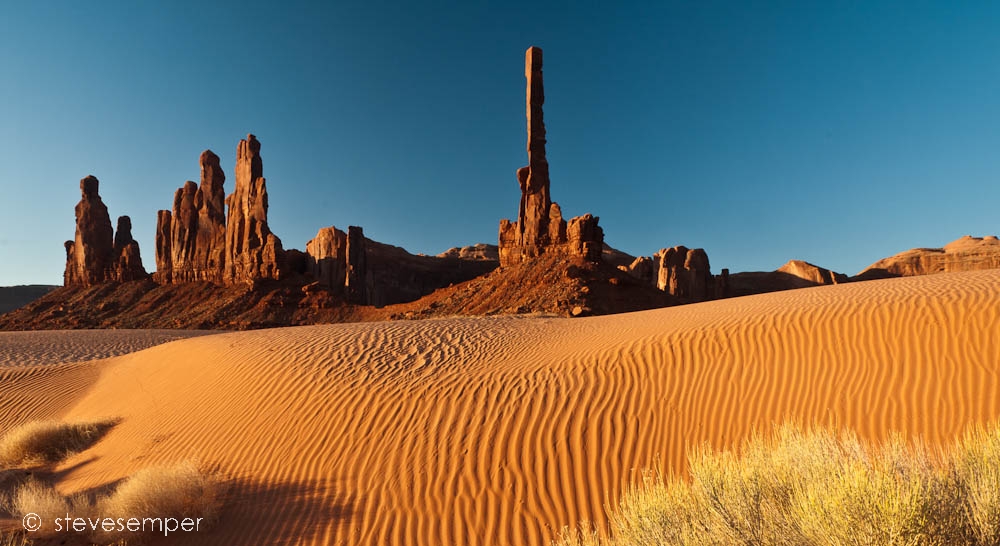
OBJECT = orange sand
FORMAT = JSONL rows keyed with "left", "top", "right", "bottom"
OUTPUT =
{"left": 1, "top": 270, "right": 998, "bottom": 545}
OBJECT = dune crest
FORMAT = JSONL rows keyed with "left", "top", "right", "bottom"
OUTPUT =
{"left": 0, "top": 270, "right": 998, "bottom": 545}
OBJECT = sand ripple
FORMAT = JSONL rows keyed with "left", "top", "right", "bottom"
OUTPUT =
{"left": 0, "top": 329, "right": 215, "bottom": 366}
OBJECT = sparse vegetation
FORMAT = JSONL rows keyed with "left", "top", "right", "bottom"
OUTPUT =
{"left": 556, "top": 422, "right": 1000, "bottom": 546}
{"left": 0, "top": 419, "right": 117, "bottom": 467}
{"left": 3, "top": 461, "right": 219, "bottom": 544}
{"left": 0, "top": 420, "right": 218, "bottom": 545}
{"left": 98, "top": 461, "right": 220, "bottom": 527}
{"left": 0, "top": 531, "right": 31, "bottom": 546}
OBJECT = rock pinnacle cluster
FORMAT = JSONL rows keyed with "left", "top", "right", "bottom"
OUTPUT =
{"left": 63, "top": 176, "right": 147, "bottom": 286}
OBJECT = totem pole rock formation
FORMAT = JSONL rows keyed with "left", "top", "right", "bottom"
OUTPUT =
{"left": 498, "top": 46, "right": 603, "bottom": 266}
{"left": 154, "top": 136, "right": 286, "bottom": 286}
{"left": 224, "top": 134, "right": 285, "bottom": 284}
{"left": 64, "top": 176, "right": 114, "bottom": 286}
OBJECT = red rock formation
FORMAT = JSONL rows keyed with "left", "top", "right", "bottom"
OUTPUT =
{"left": 305, "top": 226, "right": 348, "bottom": 289}
{"left": 306, "top": 226, "right": 500, "bottom": 307}
{"left": 158, "top": 150, "right": 228, "bottom": 283}
{"left": 436, "top": 244, "right": 499, "bottom": 261}
{"left": 64, "top": 176, "right": 146, "bottom": 285}
{"left": 567, "top": 214, "right": 603, "bottom": 262}
{"left": 345, "top": 226, "right": 369, "bottom": 304}
{"left": 154, "top": 210, "right": 173, "bottom": 283}
{"left": 856, "top": 235, "right": 1000, "bottom": 279}
{"left": 64, "top": 176, "right": 115, "bottom": 286}
{"left": 304, "top": 225, "right": 369, "bottom": 303}
{"left": 498, "top": 46, "right": 603, "bottom": 266}
{"left": 619, "top": 246, "right": 718, "bottom": 301}
{"left": 224, "top": 135, "right": 285, "bottom": 284}
{"left": 716, "top": 268, "right": 731, "bottom": 299}
{"left": 110, "top": 216, "right": 147, "bottom": 282}
{"left": 656, "top": 246, "right": 714, "bottom": 301}
{"left": 778, "top": 260, "right": 847, "bottom": 285}
{"left": 621, "top": 256, "right": 655, "bottom": 284}
{"left": 170, "top": 181, "right": 198, "bottom": 274}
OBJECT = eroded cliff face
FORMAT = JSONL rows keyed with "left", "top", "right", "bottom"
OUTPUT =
{"left": 64, "top": 176, "right": 147, "bottom": 286}
{"left": 498, "top": 46, "right": 603, "bottom": 267}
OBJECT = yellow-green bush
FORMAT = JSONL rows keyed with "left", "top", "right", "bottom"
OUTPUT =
{"left": 556, "top": 422, "right": 1000, "bottom": 546}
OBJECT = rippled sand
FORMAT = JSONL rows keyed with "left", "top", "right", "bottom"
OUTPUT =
{"left": 1, "top": 270, "right": 998, "bottom": 545}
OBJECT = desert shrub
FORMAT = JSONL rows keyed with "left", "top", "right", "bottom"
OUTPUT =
{"left": 4, "top": 462, "right": 218, "bottom": 545}
{"left": 4, "top": 477, "right": 83, "bottom": 536}
{"left": 951, "top": 424, "right": 1000, "bottom": 545}
{"left": 0, "top": 531, "right": 31, "bottom": 546}
{"left": 97, "top": 461, "right": 220, "bottom": 524}
{"left": 0, "top": 419, "right": 116, "bottom": 467}
{"left": 555, "top": 422, "right": 1000, "bottom": 546}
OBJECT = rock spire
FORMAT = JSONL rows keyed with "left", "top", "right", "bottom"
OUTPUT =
{"left": 498, "top": 46, "right": 603, "bottom": 266}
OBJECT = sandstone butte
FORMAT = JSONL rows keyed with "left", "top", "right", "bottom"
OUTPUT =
{"left": 857, "top": 235, "right": 1000, "bottom": 279}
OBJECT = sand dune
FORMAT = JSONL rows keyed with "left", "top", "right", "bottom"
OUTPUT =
{"left": 1, "top": 271, "right": 999, "bottom": 545}
{"left": 0, "top": 329, "right": 213, "bottom": 366}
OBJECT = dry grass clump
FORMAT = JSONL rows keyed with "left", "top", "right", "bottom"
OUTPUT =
{"left": 97, "top": 461, "right": 220, "bottom": 525}
{"left": 0, "top": 531, "right": 31, "bottom": 546}
{"left": 3, "top": 461, "right": 219, "bottom": 545}
{"left": 0, "top": 419, "right": 116, "bottom": 467}
{"left": 4, "top": 478, "right": 84, "bottom": 536}
{"left": 556, "top": 422, "right": 1000, "bottom": 546}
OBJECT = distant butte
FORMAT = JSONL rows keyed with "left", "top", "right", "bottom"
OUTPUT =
{"left": 857, "top": 235, "right": 1000, "bottom": 279}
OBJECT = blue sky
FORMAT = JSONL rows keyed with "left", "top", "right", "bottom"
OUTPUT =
{"left": 2, "top": 1, "right": 998, "bottom": 285}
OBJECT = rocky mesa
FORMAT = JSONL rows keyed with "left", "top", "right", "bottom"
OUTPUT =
{"left": 856, "top": 235, "right": 1000, "bottom": 279}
